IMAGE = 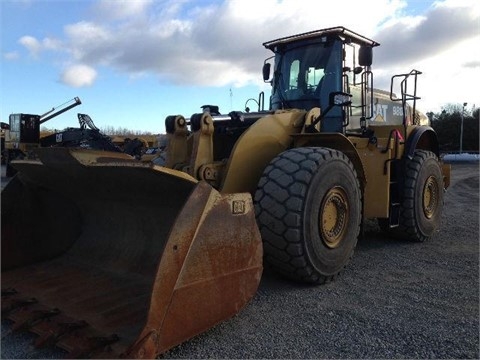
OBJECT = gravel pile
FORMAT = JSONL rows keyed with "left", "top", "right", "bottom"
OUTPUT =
{"left": 2, "top": 163, "right": 478, "bottom": 359}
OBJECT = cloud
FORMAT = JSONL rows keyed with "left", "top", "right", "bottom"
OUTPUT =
{"left": 42, "top": 37, "right": 62, "bottom": 51}
{"left": 64, "top": 21, "right": 114, "bottom": 63}
{"left": 19, "top": 35, "right": 41, "bottom": 57}
{"left": 18, "top": 35, "right": 63, "bottom": 57}
{"left": 93, "top": 0, "right": 153, "bottom": 21}
{"left": 16, "top": 0, "right": 479, "bottom": 92}
{"left": 367, "top": 0, "right": 479, "bottom": 112}
{"left": 3, "top": 52, "right": 19, "bottom": 60}
{"left": 374, "top": 1, "right": 479, "bottom": 68}
{"left": 60, "top": 64, "right": 97, "bottom": 87}
{"left": 463, "top": 60, "right": 480, "bottom": 69}
{"left": 54, "top": 0, "right": 411, "bottom": 87}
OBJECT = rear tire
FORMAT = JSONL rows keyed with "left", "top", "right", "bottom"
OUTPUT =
{"left": 395, "top": 150, "right": 444, "bottom": 242}
{"left": 254, "top": 147, "right": 361, "bottom": 284}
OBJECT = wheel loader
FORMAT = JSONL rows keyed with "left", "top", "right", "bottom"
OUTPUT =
{"left": 1, "top": 26, "right": 450, "bottom": 358}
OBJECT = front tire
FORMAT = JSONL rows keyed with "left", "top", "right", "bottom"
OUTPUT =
{"left": 254, "top": 147, "right": 362, "bottom": 284}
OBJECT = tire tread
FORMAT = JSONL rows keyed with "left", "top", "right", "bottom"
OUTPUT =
{"left": 254, "top": 147, "right": 361, "bottom": 284}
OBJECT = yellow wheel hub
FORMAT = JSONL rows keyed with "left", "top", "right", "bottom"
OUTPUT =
{"left": 423, "top": 175, "right": 439, "bottom": 219}
{"left": 320, "top": 187, "right": 349, "bottom": 249}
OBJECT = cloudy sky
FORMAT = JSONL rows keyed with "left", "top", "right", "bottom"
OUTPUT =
{"left": 1, "top": 0, "right": 479, "bottom": 133}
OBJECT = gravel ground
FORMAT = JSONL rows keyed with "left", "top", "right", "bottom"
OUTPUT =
{"left": 1, "top": 162, "right": 479, "bottom": 359}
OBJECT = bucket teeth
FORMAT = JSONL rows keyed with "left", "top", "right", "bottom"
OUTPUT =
{"left": 63, "top": 334, "right": 120, "bottom": 359}
{"left": 10, "top": 308, "right": 61, "bottom": 332}
{"left": 1, "top": 289, "right": 121, "bottom": 358}
{"left": 34, "top": 320, "right": 89, "bottom": 348}
{"left": 1, "top": 296, "right": 38, "bottom": 315}
{"left": 1, "top": 287, "right": 18, "bottom": 296}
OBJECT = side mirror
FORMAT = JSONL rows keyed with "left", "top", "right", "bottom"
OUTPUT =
{"left": 329, "top": 91, "right": 352, "bottom": 107}
{"left": 309, "top": 92, "right": 352, "bottom": 130}
{"left": 262, "top": 63, "right": 271, "bottom": 82}
{"left": 359, "top": 46, "right": 373, "bottom": 67}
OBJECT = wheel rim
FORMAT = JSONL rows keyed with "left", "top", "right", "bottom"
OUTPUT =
{"left": 423, "top": 175, "right": 439, "bottom": 219}
{"left": 319, "top": 186, "right": 349, "bottom": 249}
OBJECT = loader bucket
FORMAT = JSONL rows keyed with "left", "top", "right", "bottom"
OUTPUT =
{"left": 1, "top": 148, "right": 262, "bottom": 358}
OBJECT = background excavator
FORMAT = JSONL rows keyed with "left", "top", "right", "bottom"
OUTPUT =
{"left": 3, "top": 97, "right": 83, "bottom": 176}
{"left": 1, "top": 27, "right": 450, "bottom": 358}
{"left": 2, "top": 98, "right": 148, "bottom": 176}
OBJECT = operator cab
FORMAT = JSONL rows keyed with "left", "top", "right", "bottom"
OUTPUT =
{"left": 8, "top": 114, "right": 41, "bottom": 145}
{"left": 263, "top": 26, "right": 379, "bottom": 133}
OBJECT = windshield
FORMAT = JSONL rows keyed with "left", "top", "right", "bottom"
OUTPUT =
{"left": 270, "top": 39, "right": 342, "bottom": 112}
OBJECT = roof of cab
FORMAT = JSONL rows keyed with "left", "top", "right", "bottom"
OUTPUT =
{"left": 263, "top": 26, "right": 380, "bottom": 50}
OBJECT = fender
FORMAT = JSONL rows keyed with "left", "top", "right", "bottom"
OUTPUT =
{"left": 404, "top": 126, "right": 440, "bottom": 160}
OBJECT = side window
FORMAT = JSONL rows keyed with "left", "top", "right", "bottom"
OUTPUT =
{"left": 344, "top": 44, "right": 356, "bottom": 85}
{"left": 11, "top": 115, "right": 20, "bottom": 132}
{"left": 306, "top": 67, "right": 324, "bottom": 91}
{"left": 343, "top": 43, "right": 362, "bottom": 111}
{"left": 289, "top": 60, "right": 300, "bottom": 90}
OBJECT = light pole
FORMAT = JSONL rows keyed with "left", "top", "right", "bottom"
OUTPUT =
{"left": 460, "top": 102, "right": 467, "bottom": 153}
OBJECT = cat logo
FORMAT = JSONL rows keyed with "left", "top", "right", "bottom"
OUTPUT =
{"left": 372, "top": 103, "right": 388, "bottom": 122}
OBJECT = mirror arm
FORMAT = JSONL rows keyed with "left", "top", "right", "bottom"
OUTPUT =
{"left": 311, "top": 105, "right": 332, "bottom": 128}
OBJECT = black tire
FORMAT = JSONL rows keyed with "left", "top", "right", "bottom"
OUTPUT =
{"left": 394, "top": 150, "right": 444, "bottom": 242}
{"left": 254, "top": 147, "right": 362, "bottom": 284}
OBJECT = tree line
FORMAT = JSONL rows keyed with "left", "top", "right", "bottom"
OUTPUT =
{"left": 427, "top": 105, "right": 479, "bottom": 153}
{"left": 41, "top": 125, "right": 156, "bottom": 136}
{"left": 99, "top": 126, "right": 155, "bottom": 136}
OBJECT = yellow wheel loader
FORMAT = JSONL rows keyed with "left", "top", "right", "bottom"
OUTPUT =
{"left": 1, "top": 27, "right": 450, "bottom": 358}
